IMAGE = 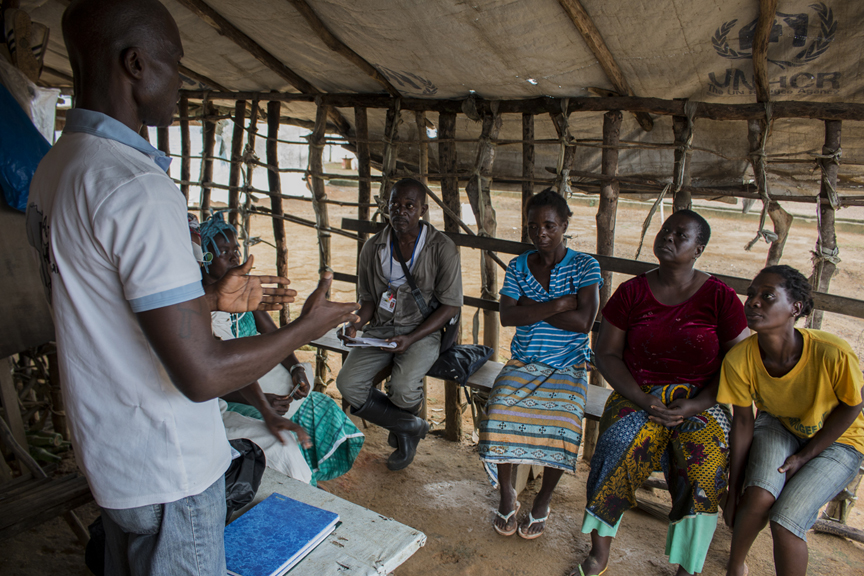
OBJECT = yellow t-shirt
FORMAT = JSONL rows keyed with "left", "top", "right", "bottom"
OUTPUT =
{"left": 718, "top": 329, "right": 864, "bottom": 454}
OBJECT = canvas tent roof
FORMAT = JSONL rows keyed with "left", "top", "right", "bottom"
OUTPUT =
{"left": 22, "top": 0, "right": 864, "bottom": 198}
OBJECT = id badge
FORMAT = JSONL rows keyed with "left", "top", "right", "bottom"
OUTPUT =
{"left": 379, "top": 289, "right": 397, "bottom": 312}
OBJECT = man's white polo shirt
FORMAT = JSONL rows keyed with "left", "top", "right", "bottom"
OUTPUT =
{"left": 26, "top": 109, "right": 230, "bottom": 510}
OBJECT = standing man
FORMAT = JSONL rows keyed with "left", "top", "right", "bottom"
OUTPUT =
{"left": 25, "top": 1, "right": 358, "bottom": 574}
{"left": 337, "top": 178, "right": 462, "bottom": 470}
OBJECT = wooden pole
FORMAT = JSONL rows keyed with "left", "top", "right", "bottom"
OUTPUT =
{"left": 752, "top": 0, "right": 779, "bottom": 104}
{"left": 284, "top": 0, "right": 400, "bottom": 97}
{"left": 747, "top": 118, "right": 793, "bottom": 266}
{"left": 156, "top": 127, "right": 170, "bottom": 158}
{"left": 310, "top": 101, "right": 331, "bottom": 393}
{"left": 0, "top": 357, "right": 26, "bottom": 452}
{"left": 179, "top": 95, "right": 191, "bottom": 202}
{"left": 521, "top": 113, "right": 535, "bottom": 243}
{"left": 267, "top": 100, "right": 289, "bottom": 327}
{"left": 200, "top": 100, "right": 217, "bottom": 220}
{"left": 179, "top": 91, "right": 864, "bottom": 121}
{"left": 806, "top": 120, "right": 841, "bottom": 330}
{"left": 583, "top": 110, "right": 622, "bottom": 462}
{"left": 379, "top": 102, "right": 401, "bottom": 203}
{"left": 672, "top": 114, "right": 693, "bottom": 211}
{"left": 242, "top": 98, "right": 260, "bottom": 262}
{"left": 47, "top": 352, "right": 68, "bottom": 441}
{"left": 556, "top": 0, "right": 653, "bottom": 131}
{"left": 465, "top": 109, "right": 502, "bottom": 361}
{"left": 550, "top": 106, "right": 578, "bottom": 195}
{"left": 228, "top": 100, "right": 247, "bottom": 228}
{"left": 354, "top": 107, "right": 371, "bottom": 273}
{"left": 138, "top": 125, "right": 150, "bottom": 142}
{"left": 415, "top": 111, "right": 430, "bottom": 222}
{"left": 438, "top": 111, "right": 462, "bottom": 442}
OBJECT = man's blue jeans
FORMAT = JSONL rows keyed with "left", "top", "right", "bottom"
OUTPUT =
{"left": 102, "top": 476, "right": 227, "bottom": 576}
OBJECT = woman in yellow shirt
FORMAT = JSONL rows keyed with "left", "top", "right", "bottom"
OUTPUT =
{"left": 718, "top": 265, "right": 864, "bottom": 576}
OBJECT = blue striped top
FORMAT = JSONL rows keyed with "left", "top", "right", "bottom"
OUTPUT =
{"left": 500, "top": 249, "right": 602, "bottom": 369}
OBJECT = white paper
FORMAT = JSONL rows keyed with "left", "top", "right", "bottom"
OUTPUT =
{"left": 343, "top": 336, "right": 397, "bottom": 349}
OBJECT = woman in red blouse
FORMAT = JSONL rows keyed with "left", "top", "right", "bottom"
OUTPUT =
{"left": 575, "top": 210, "right": 749, "bottom": 576}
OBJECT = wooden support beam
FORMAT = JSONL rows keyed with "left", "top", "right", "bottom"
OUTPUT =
{"left": 179, "top": 96, "right": 191, "bottom": 202}
{"left": 180, "top": 91, "right": 864, "bottom": 121}
{"left": 47, "top": 352, "right": 68, "bottom": 441}
{"left": 267, "top": 100, "right": 289, "bottom": 327}
{"left": 556, "top": 0, "right": 653, "bottom": 131}
{"left": 752, "top": 0, "right": 779, "bottom": 103}
{"left": 549, "top": 106, "right": 578, "bottom": 195}
{"left": 343, "top": 217, "right": 864, "bottom": 321}
{"left": 747, "top": 118, "right": 793, "bottom": 266}
{"left": 309, "top": 102, "right": 331, "bottom": 392}
{"left": 378, "top": 102, "right": 401, "bottom": 202}
{"left": 242, "top": 99, "right": 260, "bottom": 261}
{"left": 465, "top": 109, "right": 502, "bottom": 361}
{"left": 765, "top": 201, "right": 793, "bottom": 266}
{"left": 672, "top": 114, "right": 693, "bottom": 211}
{"left": 228, "top": 100, "right": 247, "bottom": 228}
{"left": 0, "top": 357, "right": 26, "bottom": 454}
{"left": 437, "top": 111, "right": 462, "bottom": 442}
{"left": 354, "top": 106, "right": 372, "bottom": 274}
{"left": 416, "top": 111, "right": 430, "bottom": 224}
{"left": 596, "top": 110, "right": 622, "bottom": 307}
{"left": 138, "top": 125, "right": 150, "bottom": 142}
{"left": 179, "top": 64, "right": 230, "bottom": 92}
{"left": 521, "top": 113, "right": 534, "bottom": 243}
{"left": 584, "top": 109, "right": 622, "bottom": 463}
{"left": 807, "top": 120, "right": 841, "bottom": 330}
{"left": 437, "top": 112, "right": 460, "bottom": 234}
{"left": 156, "top": 127, "right": 170, "bottom": 158}
{"left": 199, "top": 100, "right": 217, "bottom": 220}
{"left": 174, "top": 0, "right": 353, "bottom": 137}
{"left": 284, "top": 0, "right": 399, "bottom": 96}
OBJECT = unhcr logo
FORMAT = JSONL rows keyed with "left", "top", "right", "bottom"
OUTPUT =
{"left": 707, "top": 2, "right": 840, "bottom": 96}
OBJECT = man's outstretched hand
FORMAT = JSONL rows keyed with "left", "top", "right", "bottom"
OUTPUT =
{"left": 299, "top": 272, "right": 360, "bottom": 341}
{"left": 206, "top": 255, "right": 297, "bottom": 312}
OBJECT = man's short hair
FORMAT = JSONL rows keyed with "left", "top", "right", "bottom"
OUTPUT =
{"left": 389, "top": 178, "right": 428, "bottom": 203}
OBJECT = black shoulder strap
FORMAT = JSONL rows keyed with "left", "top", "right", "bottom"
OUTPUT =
{"left": 391, "top": 226, "right": 432, "bottom": 318}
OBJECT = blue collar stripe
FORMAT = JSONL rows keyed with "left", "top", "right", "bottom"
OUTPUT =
{"left": 64, "top": 109, "right": 172, "bottom": 173}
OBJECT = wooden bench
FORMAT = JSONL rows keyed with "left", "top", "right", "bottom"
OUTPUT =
{"left": 310, "top": 328, "right": 611, "bottom": 423}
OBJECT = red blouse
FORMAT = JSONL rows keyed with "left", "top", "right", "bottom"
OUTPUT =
{"left": 602, "top": 274, "right": 747, "bottom": 390}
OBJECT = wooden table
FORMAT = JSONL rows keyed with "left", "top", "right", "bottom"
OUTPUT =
{"left": 235, "top": 469, "right": 426, "bottom": 575}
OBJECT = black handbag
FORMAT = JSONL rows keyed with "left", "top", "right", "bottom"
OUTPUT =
{"left": 391, "top": 228, "right": 460, "bottom": 351}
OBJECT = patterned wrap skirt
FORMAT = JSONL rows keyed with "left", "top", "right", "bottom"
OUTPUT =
{"left": 479, "top": 359, "right": 587, "bottom": 473}
{"left": 583, "top": 383, "right": 731, "bottom": 573}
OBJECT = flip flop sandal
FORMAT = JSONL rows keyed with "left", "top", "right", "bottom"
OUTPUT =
{"left": 492, "top": 501, "right": 521, "bottom": 537}
{"left": 517, "top": 508, "right": 550, "bottom": 540}
{"left": 576, "top": 566, "right": 608, "bottom": 576}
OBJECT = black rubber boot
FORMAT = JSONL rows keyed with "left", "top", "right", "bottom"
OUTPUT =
{"left": 353, "top": 389, "right": 429, "bottom": 471}
{"left": 388, "top": 399, "right": 424, "bottom": 449}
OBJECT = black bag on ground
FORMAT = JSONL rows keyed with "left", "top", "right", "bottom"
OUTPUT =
{"left": 426, "top": 344, "right": 493, "bottom": 386}
{"left": 224, "top": 438, "right": 266, "bottom": 523}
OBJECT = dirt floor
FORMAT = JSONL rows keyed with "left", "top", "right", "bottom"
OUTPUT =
{"left": 3, "top": 173, "right": 863, "bottom": 575}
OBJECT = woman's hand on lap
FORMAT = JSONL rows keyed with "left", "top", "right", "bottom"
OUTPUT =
{"left": 649, "top": 398, "right": 702, "bottom": 428}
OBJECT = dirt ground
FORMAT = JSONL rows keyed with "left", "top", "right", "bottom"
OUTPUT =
{"left": 2, "top": 174, "right": 863, "bottom": 575}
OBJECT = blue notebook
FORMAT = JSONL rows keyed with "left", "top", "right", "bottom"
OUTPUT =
{"left": 225, "top": 492, "right": 340, "bottom": 576}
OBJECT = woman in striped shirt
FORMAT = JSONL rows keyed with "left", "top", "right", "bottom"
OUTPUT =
{"left": 479, "top": 188, "right": 602, "bottom": 540}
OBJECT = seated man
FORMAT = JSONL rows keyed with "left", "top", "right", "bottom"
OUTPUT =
{"left": 337, "top": 178, "right": 462, "bottom": 471}
{"left": 198, "top": 213, "right": 365, "bottom": 485}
